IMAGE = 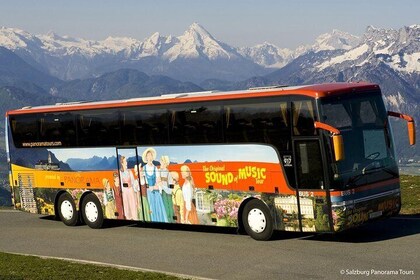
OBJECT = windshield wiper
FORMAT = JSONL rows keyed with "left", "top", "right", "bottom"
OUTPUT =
{"left": 362, "top": 161, "right": 383, "bottom": 174}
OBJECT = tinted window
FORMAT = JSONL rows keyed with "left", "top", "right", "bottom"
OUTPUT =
{"left": 170, "top": 105, "right": 222, "bottom": 144}
{"left": 40, "top": 113, "right": 77, "bottom": 146}
{"left": 122, "top": 109, "right": 169, "bottom": 145}
{"left": 78, "top": 110, "right": 121, "bottom": 146}
{"left": 11, "top": 113, "right": 77, "bottom": 147}
{"left": 295, "top": 140, "right": 324, "bottom": 189}
{"left": 321, "top": 103, "right": 351, "bottom": 128}
{"left": 10, "top": 115, "right": 40, "bottom": 147}
{"left": 225, "top": 102, "right": 290, "bottom": 151}
{"left": 359, "top": 100, "right": 378, "bottom": 124}
{"left": 292, "top": 101, "right": 316, "bottom": 136}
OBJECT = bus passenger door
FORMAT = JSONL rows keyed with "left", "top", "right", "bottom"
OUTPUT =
{"left": 293, "top": 139, "right": 332, "bottom": 232}
{"left": 116, "top": 148, "right": 145, "bottom": 222}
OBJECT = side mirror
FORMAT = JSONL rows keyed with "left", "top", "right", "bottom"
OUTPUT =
{"left": 314, "top": 121, "right": 345, "bottom": 162}
{"left": 388, "top": 111, "right": 416, "bottom": 146}
{"left": 332, "top": 135, "right": 345, "bottom": 162}
{"left": 408, "top": 121, "right": 416, "bottom": 146}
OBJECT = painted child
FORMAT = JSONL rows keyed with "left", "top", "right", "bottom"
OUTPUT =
{"left": 112, "top": 172, "right": 124, "bottom": 219}
{"left": 171, "top": 171, "right": 184, "bottom": 223}
{"left": 103, "top": 178, "right": 116, "bottom": 219}
{"left": 159, "top": 156, "right": 175, "bottom": 222}
{"left": 134, "top": 164, "right": 151, "bottom": 221}
{"left": 180, "top": 165, "right": 199, "bottom": 224}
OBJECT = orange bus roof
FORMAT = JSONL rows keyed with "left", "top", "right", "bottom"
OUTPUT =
{"left": 6, "top": 82, "right": 379, "bottom": 116}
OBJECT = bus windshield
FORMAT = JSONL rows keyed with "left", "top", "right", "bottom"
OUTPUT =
{"left": 321, "top": 92, "right": 398, "bottom": 190}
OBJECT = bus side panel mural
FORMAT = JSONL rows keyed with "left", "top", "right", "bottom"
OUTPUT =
{"left": 9, "top": 144, "right": 325, "bottom": 231}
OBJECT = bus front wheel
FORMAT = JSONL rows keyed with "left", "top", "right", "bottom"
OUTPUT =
{"left": 81, "top": 193, "right": 104, "bottom": 229}
{"left": 57, "top": 193, "right": 79, "bottom": 226}
{"left": 242, "top": 199, "right": 274, "bottom": 241}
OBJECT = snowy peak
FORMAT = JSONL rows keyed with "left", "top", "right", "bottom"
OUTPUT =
{"left": 239, "top": 42, "right": 294, "bottom": 68}
{"left": 184, "top": 22, "right": 216, "bottom": 43}
{"left": 362, "top": 25, "right": 398, "bottom": 44}
{"left": 0, "top": 26, "right": 42, "bottom": 50}
{"left": 164, "top": 22, "right": 236, "bottom": 61}
{"left": 312, "top": 29, "right": 360, "bottom": 51}
{"left": 316, "top": 25, "right": 420, "bottom": 73}
{"left": 241, "top": 29, "right": 361, "bottom": 68}
{"left": 139, "top": 32, "right": 169, "bottom": 58}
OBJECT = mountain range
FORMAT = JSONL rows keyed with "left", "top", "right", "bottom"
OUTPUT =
{"left": 0, "top": 23, "right": 364, "bottom": 83}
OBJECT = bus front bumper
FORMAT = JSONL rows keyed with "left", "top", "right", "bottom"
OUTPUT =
{"left": 331, "top": 188, "right": 401, "bottom": 232}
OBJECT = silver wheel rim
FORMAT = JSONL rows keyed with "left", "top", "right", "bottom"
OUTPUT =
{"left": 85, "top": 201, "right": 98, "bottom": 223}
{"left": 248, "top": 208, "right": 266, "bottom": 233}
{"left": 60, "top": 200, "right": 74, "bottom": 221}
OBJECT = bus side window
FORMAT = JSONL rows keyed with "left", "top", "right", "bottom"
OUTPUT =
{"left": 170, "top": 106, "right": 221, "bottom": 144}
{"left": 78, "top": 110, "right": 121, "bottom": 146}
{"left": 295, "top": 140, "right": 324, "bottom": 189}
{"left": 292, "top": 101, "right": 317, "bottom": 136}
{"left": 10, "top": 115, "right": 40, "bottom": 147}
{"left": 39, "top": 113, "right": 77, "bottom": 146}
{"left": 224, "top": 106, "right": 249, "bottom": 143}
{"left": 125, "top": 109, "right": 169, "bottom": 145}
{"left": 224, "top": 102, "right": 291, "bottom": 151}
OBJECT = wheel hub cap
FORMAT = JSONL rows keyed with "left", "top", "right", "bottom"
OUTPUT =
{"left": 85, "top": 201, "right": 98, "bottom": 223}
{"left": 60, "top": 200, "right": 74, "bottom": 220}
{"left": 248, "top": 208, "right": 266, "bottom": 233}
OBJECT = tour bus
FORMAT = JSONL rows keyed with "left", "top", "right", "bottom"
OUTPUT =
{"left": 5, "top": 82, "right": 415, "bottom": 240}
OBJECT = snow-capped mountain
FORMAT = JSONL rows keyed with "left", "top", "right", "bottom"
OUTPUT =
{"left": 239, "top": 29, "right": 360, "bottom": 68}
{"left": 311, "top": 29, "right": 360, "bottom": 51}
{"left": 163, "top": 22, "right": 241, "bottom": 62}
{"left": 0, "top": 23, "right": 267, "bottom": 82}
{"left": 0, "top": 23, "right": 365, "bottom": 82}
{"left": 238, "top": 42, "right": 294, "bottom": 68}
{"left": 316, "top": 25, "right": 420, "bottom": 74}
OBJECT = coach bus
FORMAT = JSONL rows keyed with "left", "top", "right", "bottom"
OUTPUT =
{"left": 5, "top": 82, "right": 415, "bottom": 240}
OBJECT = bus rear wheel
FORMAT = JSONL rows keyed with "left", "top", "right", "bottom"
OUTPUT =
{"left": 81, "top": 193, "right": 104, "bottom": 229}
{"left": 242, "top": 199, "right": 274, "bottom": 241}
{"left": 57, "top": 193, "right": 79, "bottom": 226}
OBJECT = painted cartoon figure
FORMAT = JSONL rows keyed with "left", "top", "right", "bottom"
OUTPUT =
{"left": 119, "top": 155, "right": 139, "bottom": 220}
{"left": 180, "top": 165, "right": 199, "bottom": 224}
{"left": 134, "top": 164, "right": 151, "bottom": 221}
{"left": 142, "top": 148, "right": 168, "bottom": 223}
{"left": 103, "top": 178, "right": 117, "bottom": 219}
{"left": 159, "top": 155, "right": 175, "bottom": 222}
{"left": 171, "top": 171, "right": 184, "bottom": 223}
{"left": 112, "top": 172, "right": 124, "bottom": 219}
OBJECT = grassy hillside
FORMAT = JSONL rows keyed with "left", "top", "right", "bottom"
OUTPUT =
{"left": 400, "top": 175, "right": 420, "bottom": 214}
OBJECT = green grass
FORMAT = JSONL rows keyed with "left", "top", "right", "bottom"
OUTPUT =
{"left": 400, "top": 175, "right": 420, "bottom": 215}
{"left": 0, "top": 252, "right": 182, "bottom": 280}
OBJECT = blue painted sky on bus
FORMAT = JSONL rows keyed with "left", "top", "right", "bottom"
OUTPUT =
{"left": 0, "top": 0, "right": 418, "bottom": 48}
{"left": 49, "top": 145, "right": 280, "bottom": 163}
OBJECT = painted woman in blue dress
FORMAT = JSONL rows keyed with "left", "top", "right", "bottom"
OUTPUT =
{"left": 142, "top": 147, "right": 168, "bottom": 223}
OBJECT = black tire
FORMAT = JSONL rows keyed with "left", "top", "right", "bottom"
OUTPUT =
{"left": 81, "top": 193, "right": 104, "bottom": 229}
{"left": 242, "top": 199, "right": 274, "bottom": 241}
{"left": 57, "top": 193, "right": 79, "bottom": 226}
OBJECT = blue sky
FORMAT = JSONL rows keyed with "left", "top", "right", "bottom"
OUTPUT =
{"left": 1, "top": 0, "right": 418, "bottom": 48}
